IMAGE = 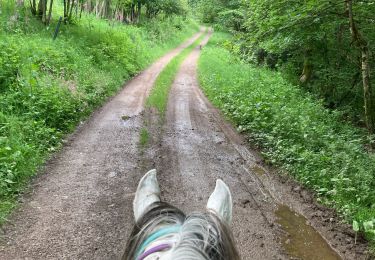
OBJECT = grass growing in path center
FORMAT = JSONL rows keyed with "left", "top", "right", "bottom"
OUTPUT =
{"left": 139, "top": 128, "right": 150, "bottom": 148}
{"left": 146, "top": 32, "right": 206, "bottom": 119}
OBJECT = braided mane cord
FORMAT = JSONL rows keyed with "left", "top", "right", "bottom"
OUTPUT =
{"left": 122, "top": 202, "right": 239, "bottom": 260}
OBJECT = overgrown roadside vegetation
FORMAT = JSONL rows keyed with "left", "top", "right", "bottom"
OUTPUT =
{"left": 198, "top": 33, "right": 375, "bottom": 250}
{"left": 0, "top": 1, "right": 198, "bottom": 224}
{"left": 192, "top": 0, "right": 375, "bottom": 135}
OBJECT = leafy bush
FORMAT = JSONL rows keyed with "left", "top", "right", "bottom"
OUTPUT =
{"left": 198, "top": 32, "right": 375, "bottom": 245}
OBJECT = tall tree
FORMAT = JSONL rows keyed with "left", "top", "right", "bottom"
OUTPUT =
{"left": 346, "top": 0, "right": 374, "bottom": 133}
{"left": 64, "top": 0, "right": 78, "bottom": 22}
{"left": 30, "top": 0, "right": 52, "bottom": 24}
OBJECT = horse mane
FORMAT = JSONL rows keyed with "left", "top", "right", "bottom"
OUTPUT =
{"left": 122, "top": 202, "right": 240, "bottom": 260}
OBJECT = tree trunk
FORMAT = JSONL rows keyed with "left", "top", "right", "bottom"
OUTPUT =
{"left": 42, "top": 0, "right": 47, "bottom": 24}
{"left": 63, "top": 0, "right": 67, "bottom": 21}
{"left": 80, "top": 3, "right": 83, "bottom": 18}
{"left": 30, "top": 0, "right": 37, "bottom": 15}
{"left": 47, "top": 0, "right": 53, "bottom": 24}
{"left": 99, "top": 0, "right": 105, "bottom": 18}
{"left": 123, "top": 9, "right": 126, "bottom": 22}
{"left": 75, "top": 0, "right": 78, "bottom": 17}
{"left": 36, "top": 0, "right": 47, "bottom": 22}
{"left": 68, "top": 0, "right": 75, "bottom": 20}
{"left": 104, "top": 0, "right": 110, "bottom": 18}
{"left": 361, "top": 46, "right": 375, "bottom": 133}
{"left": 346, "top": 0, "right": 375, "bottom": 133}
{"left": 137, "top": 0, "right": 141, "bottom": 22}
{"left": 131, "top": 3, "right": 135, "bottom": 22}
{"left": 66, "top": 0, "right": 70, "bottom": 17}
{"left": 95, "top": 0, "right": 99, "bottom": 17}
{"left": 300, "top": 49, "right": 313, "bottom": 84}
{"left": 37, "top": 0, "right": 43, "bottom": 17}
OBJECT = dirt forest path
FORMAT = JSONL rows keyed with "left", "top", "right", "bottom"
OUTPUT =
{"left": 0, "top": 30, "right": 369, "bottom": 260}
{"left": 0, "top": 32, "right": 203, "bottom": 260}
{"left": 146, "top": 34, "right": 285, "bottom": 259}
{"left": 142, "top": 34, "right": 369, "bottom": 260}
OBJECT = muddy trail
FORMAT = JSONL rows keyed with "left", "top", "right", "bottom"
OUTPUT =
{"left": 0, "top": 30, "right": 370, "bottom": 260}
{"left": 142, "top": 34, "right": 370, "bottom": 260}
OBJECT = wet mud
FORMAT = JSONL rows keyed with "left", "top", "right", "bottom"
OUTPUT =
{"left": 276, "top": 205, "right": 341, "bottom": 260}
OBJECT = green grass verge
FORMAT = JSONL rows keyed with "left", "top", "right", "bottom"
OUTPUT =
{"left": 0, "top": 1, "right": 199, "bottom": 224}
{"left": 198, "top": 32, "right": 375, "bottom": 248}
{"left": 139, "top": 128, "right": 150, "bottom": 148}
{"left": 146, "top": 32, "right": 206, "bottom": 118}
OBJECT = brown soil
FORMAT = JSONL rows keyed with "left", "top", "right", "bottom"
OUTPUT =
{"left": 0, "top": 30, "right": 371, "bottom": 260}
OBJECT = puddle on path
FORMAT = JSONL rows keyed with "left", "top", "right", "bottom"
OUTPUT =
{"left": 276, "top": 205, "right": 342, "bottom": 260}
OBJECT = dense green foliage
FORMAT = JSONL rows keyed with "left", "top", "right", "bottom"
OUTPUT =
{"left": 0, "top": 1, "right": 198, "bottom": 223}
{"left": 146, "top": 32, "right": 204, "bottom": 118}
{"left": 193, "top": 0, "right": 375, "bottom": 133}
{"left": 199, "top": 33, "right": 375, "bottom": 245}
